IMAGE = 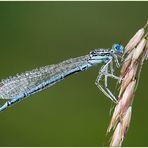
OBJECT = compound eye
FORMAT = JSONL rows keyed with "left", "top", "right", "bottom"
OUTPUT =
{"left": 112, "top": 44, "right": 123, "bottom": 54}
{"left": 114, "top": 44, "right": 120, "bottom": 50}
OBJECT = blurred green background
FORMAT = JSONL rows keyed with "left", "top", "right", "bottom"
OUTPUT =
{"left": 0, "top": 1, "right": 147, "bottom": 147}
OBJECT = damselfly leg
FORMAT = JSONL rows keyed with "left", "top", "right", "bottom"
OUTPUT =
{"left": 95, "top": 59, "right": 119, "bottom": 103}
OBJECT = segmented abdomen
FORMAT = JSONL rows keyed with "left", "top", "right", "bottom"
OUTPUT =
{"left": 0, "top": 55, "right": 90, "bottom": 99}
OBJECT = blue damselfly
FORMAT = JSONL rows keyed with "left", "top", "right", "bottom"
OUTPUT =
{"left": 0, "top": 44, "right": 123, "bottom": 112}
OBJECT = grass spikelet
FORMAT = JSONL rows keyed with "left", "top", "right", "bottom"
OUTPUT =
{"left": 107, "top": 21, "right": 148, "bottom": 147}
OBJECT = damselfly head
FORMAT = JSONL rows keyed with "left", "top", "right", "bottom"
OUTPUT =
{"left": 111, "top": 44, "right": 124, "bottom": 55}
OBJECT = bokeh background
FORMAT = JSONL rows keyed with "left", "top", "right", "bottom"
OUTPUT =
{"left": 0, "top": 1, "right": 147, "bottom": 146}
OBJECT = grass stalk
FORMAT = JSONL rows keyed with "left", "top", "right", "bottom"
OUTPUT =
{"left": 107, "top": 21, "right": 148, "bottom": 147}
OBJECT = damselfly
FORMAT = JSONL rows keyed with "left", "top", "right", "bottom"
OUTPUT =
{"left": 0, "top": 44, "right": 123, "bottom": 112}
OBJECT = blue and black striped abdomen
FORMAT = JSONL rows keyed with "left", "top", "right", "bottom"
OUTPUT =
{"left": 0, "top": 55, "right": 91, "bottom": 99}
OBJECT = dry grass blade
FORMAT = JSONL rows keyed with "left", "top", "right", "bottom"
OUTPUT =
{"left": 107, "top": 21, "right": 148, "bottom": 147}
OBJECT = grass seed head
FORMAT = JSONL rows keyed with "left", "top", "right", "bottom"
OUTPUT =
{"left": 124, "top": 28, "right": 145, "bottom": 55}
{"left": 132, "top": 38, "right": 147, "bottom": 62}
{"left": 110, "top": 122, "right": 122, "bottom": 147}
{"left": 121, "top": 106, "right": 132, "bottom": 139}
